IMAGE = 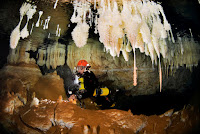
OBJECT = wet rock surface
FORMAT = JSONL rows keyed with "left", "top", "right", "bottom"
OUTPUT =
{"left": 0, "top": 96, "right": 200, "bottom": 134}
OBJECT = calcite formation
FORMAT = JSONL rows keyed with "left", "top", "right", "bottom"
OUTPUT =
{"left": 37, "top": 42, "right": 66, "bottom": 69}
{"left": 7, "top": 40, "right": 66, "bottom": 69}
{"left": 6, "top": 0, "right": 200, "bottom": 95}
{"left": 7, "top": 40, "right": 36, "bottom": 64}
{"left": 67, "top": 38, "right": 196, "bottom": 95}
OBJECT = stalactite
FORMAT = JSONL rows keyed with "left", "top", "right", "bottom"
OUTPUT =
{"left": 21, "top": 5, "right": 37, "bottom": 39}
{"left": 37, "top": 43, "right": 66, "bottom": 69}
{"left": 21, "top": 17, "right": 30, "bottom": 39}
{"left": 46, "top": 46, "right": 51, "bottom": 69}
{"left": 70, "top": 0, "right": 91, "bottom": 48}
{"left": 43, "top": 16, "right": 51, "bottom": 30}
{"left": 30, "top": 22, "right": 34, "bottom": 35}
{"left": 10, "top": 17, "right": 22, "bottom": 49}
{"left": 133, "top": 47, "right": 137, "bottom": 86}
{"left": 24, "top": 41, "right": 32, "bottom": 63}
{"left": 8, "top": 0, "right": 200, "bottom": 92}
{"left": 10, "top": 2, "right": 32, "bottom": 49}
{"left": 36, "top": 11, "right": 43, "bottom": 27}
{"left": 37, "top": 49, "right": 46, "bottom": 66}
{"left": 159, "top": 54, "right": 162, "bottom": 92}
{"left": 54, "top": 0, "right": 59, "bottom": 9}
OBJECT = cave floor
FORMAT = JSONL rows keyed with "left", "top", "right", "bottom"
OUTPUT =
{"left": 0, "top": 64, "right": 200, "bottom": 134}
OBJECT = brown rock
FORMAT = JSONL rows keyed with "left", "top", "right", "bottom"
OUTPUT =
{"left": 31, "top": 71, "right": 67, "bottom": 101}
{"left": 54, "top": 101, "right": 146, "bottom": 133}
{"left": 0, "top": 92, "right": 23, "bottom": 115}
{"left": 20, "top": 99, "right": 57, "bottom": 132}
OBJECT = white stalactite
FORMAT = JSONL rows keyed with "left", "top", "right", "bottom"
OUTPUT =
{"left": 54, "top": 0, "right": 59, "bottom": 9}
{"left": 10, "top": 17, "right": 22, "bottom": 49}
{"left": 10, "top": 2, "right": 32, "bottom": 49}
{"left": 72, "top": 22, "right": 90, "bottom": 48}
{"left": 43, "top": 16, "right": 51, "bottom": 30}
{"left": 21, "top": 5, "right": 37, "bottom": 39}
{"left": 30, "top": 22, "right": 34, "bottom": 35}
{"left": 10, "top": 0, "right": 198, "bottom": 93}
{"left": 70, "top": 0, "right": 91, "bottom": 48}
{"left": 36, "top": 11, "right": 43, "bottom": 27}
{"left": 68, "top": 0, "right": 176, "bottom": 89}
{"left": 45, "top": 16, "right": 51, "bottom": 29}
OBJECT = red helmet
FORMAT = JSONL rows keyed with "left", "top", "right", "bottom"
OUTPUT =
{"left": 77, "top": 60, "right": 90, "bottom": 67}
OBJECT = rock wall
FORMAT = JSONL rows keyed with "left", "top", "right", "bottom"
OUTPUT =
{"left": 7, "top": 40, "right": 67, "bottom": 70}
{"left": 0, "top": 65, "right": 67, "bottom": 101}
{"left": 5, "top": 36, "right": 195, "bottom": 96}
{"left": 37, "top": 42, "right": 66, "bottom": 69}
{"left": 7, "top": 40, "right": 37, "bottom": 65}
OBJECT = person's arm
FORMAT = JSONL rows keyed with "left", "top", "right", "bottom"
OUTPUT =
{"left": 67, "top": 73, "right": 80, "bottom": 96}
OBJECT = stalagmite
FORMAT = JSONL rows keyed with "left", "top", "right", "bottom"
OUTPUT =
{"left": 83, "top": 125, "right": 89, "bottom": 134}
{"left": 30, "top": 97, "right": 39, "bottom": 107}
